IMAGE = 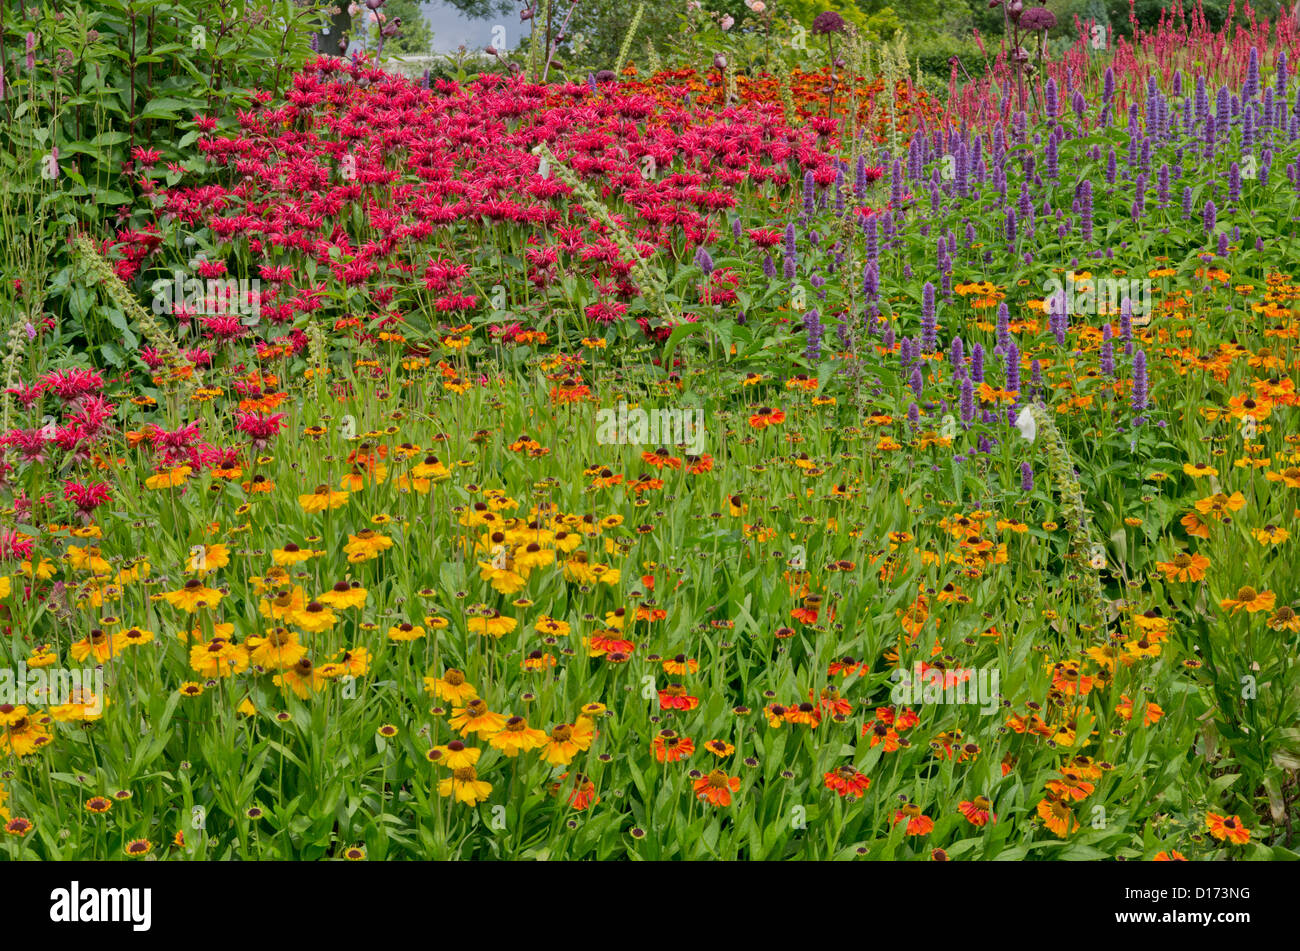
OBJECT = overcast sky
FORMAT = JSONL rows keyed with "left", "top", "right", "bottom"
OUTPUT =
{"left": 420, "top": 1, "right": 521, "bottom": 52}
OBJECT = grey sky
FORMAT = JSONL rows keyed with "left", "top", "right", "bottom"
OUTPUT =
{"left": 420, "top": 1, "right": 521, "bottom": 51}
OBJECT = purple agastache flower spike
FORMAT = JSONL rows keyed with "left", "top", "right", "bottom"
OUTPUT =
{"left": 960, "top": 376, "right": 975, "bottom": 424}
{"left": 694, "top": 246, "right": 714, "bottom": 276}
{"left": 1004, "top": 338, "right": 1021, "bottom": 396}
{"left": 1203, "top": 198, "right": 1217, "bottom": 235}
{"left": 995, "top": 302, "right": 1010, "bottom": 351}
{"left": 802, "top": 308, "right": 823, "bottom": 362}
{"left": 1021, "top": 462, "right": 1034, "bottom": 492}
{"left": 1049, "top": 290, "right": 1068, "bottom": 345}
{"left": 970, "top": 343, "right": 985, "bottom": 384}
{"left": 909, "top": 365, "right": 924, "bottom": 400}
{"left": 920, "top": 281, "right": 938, "bottom": 352}
{"left": 950, "top": 335, "right": 964, "bottom": 369}
{"left": 1079, "top": 179, "right": 1093, "bottom": 242}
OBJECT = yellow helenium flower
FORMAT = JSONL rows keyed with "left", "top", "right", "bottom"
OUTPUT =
{"left": 343, "top": 530, "right": 392, "bottom": 562}
{"left": 259, "top": 586, "right": 307, "bottom": 621}
{"left": 430, "top": 741, "right": 480, "bottom": 770}
{"left": 447, "top": 699, "right": 506, "bottom": 738}
{"left": 489, "top": 716, "right": 548, "bottom": 757}
{"left": 271, "top": 543, "right": 320, "bottom": 566}
{"left": 145, "top": 466, "right": 192, "bottom": 489}
{"left": 467, "top": 611, "right": 516, "bottom": 638}
{"left": 189, "top": 638, "right": 250, "bottom": 678}
{"left": 539, "top": 719, "right": 595, "bottom": 767}
{"left": 438, "top": 766, "right": 492, "bottom": 806}
{"left": 318, "top": 582, "right": 368, "bottom": 610}
{"left": 298, "top": 484, "right": 349, "bottom": 513}
{"left": 161, "top": 580, "right": 224, "bottom": 612}
{"left": 293, "top": 602, "right": 338, "bottom": 633}
{"left": 425, "top": 668, "right": 477, "bottom": 704}
{"left": 387, "top": 622, "right": 425, "bottom": 642}
{"left": 247, "top": 628, "right": 307, "bottom": 670}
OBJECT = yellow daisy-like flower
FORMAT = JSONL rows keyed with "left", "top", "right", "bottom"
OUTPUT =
{"left": 318, "top": 581, "right": 368, "bottom": 610}
{"left": 271, "top": 543, "right": 320, "bottom": 566}
{"left": 425, "top": 668, "right": 477, "bottom": 704}
{"left": 145, "top": 466, "right": 192, "bottom": 490}
{"left": 489, "top": 716, "right": 549, "bottom": 757}
{"left": 259, "top": 585, "right": 307, "bottom": 620}
{"left": 429, "top": 740, "right": 481, "bottom": 770}
{"left": 539, "top": 719, "right": 595, "bottom": 767}
{"left": 343, "top": 530, "right": 393, "bottom": 562}
{"left": 188, "top": 543, "right": 230, "bottom": 575}
{"left": 467, "top": 611, "right": 517, "bottom": 638}
{"left": 189, "top": 638, "right": 250, "bottom": 678}
{"left": 292, "top": 601, "right": 338, "bottom": 633}
{"left": 437, "top": 766, "right": 492, "bottom": 805}
{"left": 1253, "top": 525, "right": 1290, "bottom": 545}
{"left": 247, "top": 628, "right": 307, "bottom": 670}
{"left": 447, "top": 699, "right": 507, "bottom": 738}
{"left": 161, "top": 579, "right": 224, "bottom": 613}
{"left": 298, "top": 484, "right": 349, "bottom": 513}
{"left": 387, "top": 622, "right": 425, "bottom": 642}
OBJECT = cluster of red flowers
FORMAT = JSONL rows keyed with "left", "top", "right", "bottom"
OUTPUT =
{"left": 107, "top": 57, "right": 844, "bottom": 355}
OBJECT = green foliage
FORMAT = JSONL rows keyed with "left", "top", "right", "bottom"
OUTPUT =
{"left": 0, "top": 0, "right": 318, "bottom": 354}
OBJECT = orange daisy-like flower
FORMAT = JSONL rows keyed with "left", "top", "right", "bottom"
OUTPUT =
{"left": 1154, "top": 552, "right": 1210, "bottom": 582}
{"left": 1044, "top": 771, "right": 1095, "bottom": 802}
{"left": 693, "top": 769, "right": 741, "bottom": 806}
{"left": 658, "top": 684, "right": 700, "bottom": 711}
{"left": 1205, "top": 812, "right": 1251, "bottom": 845}
{"left": 823, "top": 765, "right": 871, "bottom": 799}
{"left": 651, "top": 730, "right": 694, "bottom": 763}
{"left": 1266, "top": 606, "right": 1300, "bottom": 632}
{"left": 1153, "top": 850, "right": 1187, "bottom": 861}
{"left": 747, "top": 407, "right": 786, "bottom": 429}
{"left": 1265, "top": 466, "right": 1300, "bottom": 488}
{"left": 893, "top": 803, "right": 934, "bottom": 835}
{"left": 1037, "top": 795, "right": 1079, "bottom": 837}
{"left": 958, "top": 796, "right": 995, "bottom": 826}
{"left": 1218, "top": 586, "right": 1275, "bottom": 615}
{"left": 1115, "top": 694, "right": 1164, "bottom": 727}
